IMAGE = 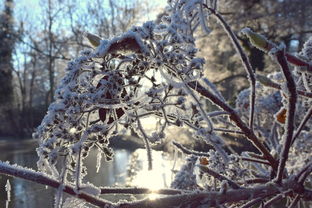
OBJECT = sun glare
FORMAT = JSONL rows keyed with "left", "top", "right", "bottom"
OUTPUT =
{"left": 128, "top": 149, "right": 184, "bottom": 191}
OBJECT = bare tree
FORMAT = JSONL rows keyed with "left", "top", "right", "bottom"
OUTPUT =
{"left": 0, "top": 0, "right": 18, "bottom": 136}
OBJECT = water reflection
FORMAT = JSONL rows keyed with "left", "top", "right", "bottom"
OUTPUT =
{"left": 0, "top": 140, "right": 182, "bottom": 207}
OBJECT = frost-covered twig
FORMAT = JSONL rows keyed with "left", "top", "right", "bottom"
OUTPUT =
{"left": 289, "top": 194, "right": 301, "bottom": 208}
{"left": 240, "top": 157, "right": 271, "bottom": 166}
{"left": 291, "top": 105, "right": 312, "bottom": 145}
{"left": 239, "top": 197, "right": 264, "bottom": 208}
{"left": 262, "top": 189, "right": 292, "bottom": 208}
{"left": 205, "top": 6, "right": 256, "bottom": 131}
{"left": 238, "top": 178, "right": 269, "bottom": 185}
{"left": 199, "top": 165, "right": 240, "bottom": 189}
{"left": 213, "top": 128, "right": 244, "bottom": 135}
{"left": 172, "top": 141, "right": 210, "bottom": 157}
{"left": 136, "top": 112, "right": 153, "bottom": 170}
{"left": 295, "top": 161, "right": 312, "bottom": 182}
{"left": 275, "top": 49, "right": 297, "bottom": 184}
{"left": 256, "top": 73, "right": 312, "bottom": 98}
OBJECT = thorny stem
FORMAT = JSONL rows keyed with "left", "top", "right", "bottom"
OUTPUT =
{"left": 205, "top": 6, "right": 256, "bottom": 131}
{"left": 188, "top": 81, "right": 278, "bottom": 170}
{"left": 275, "top": 50, "right": 297, "bottom": 184}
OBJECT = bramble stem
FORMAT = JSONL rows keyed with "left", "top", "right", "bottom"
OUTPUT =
{"left": 274, "top": 50, "right": 297, "bottom": 184}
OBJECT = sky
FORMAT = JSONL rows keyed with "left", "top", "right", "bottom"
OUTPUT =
{"left": 7, "top": 0, "right": 167, "bottom": 69}
{"left": 14, "top": 0, "right": 168, "bottom": 23}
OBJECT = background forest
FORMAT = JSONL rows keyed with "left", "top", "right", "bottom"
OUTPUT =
{"left": 1, "top": 0, "right": 311, "bottom": 138}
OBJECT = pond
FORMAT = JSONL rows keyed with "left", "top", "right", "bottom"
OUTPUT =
{"left": 0, "top": 139, "right": 183, "bottom": 207}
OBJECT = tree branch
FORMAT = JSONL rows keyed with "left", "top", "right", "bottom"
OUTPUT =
{"left": 0, "top": 161, "right": 114, "bottom": 207}
{"left": 100, "top": 187, "right": 185, "bottom": 195}
{"left": 118, "top": 178, "right": 305, "bottom": 208}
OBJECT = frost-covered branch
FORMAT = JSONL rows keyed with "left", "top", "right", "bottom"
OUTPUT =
{"left": 118, "top": 177, "right": 308, "bottom": 208}
{"left": 100, "top": 187, "right": 185, "bottom": 195}
{"left": 0, "top": 161, "right": 113, "bottom": 207}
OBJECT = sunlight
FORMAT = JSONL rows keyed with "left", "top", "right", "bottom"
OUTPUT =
{"left": 128, "top": 149, "right": 184, "bottom": 190}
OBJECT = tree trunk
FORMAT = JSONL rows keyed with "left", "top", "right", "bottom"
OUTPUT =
{"left": 0, "top": 0, "right": 18, "bottom": 136}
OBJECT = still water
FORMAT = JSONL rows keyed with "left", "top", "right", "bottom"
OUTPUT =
{"left": 0, "top": 139, "right": 182, "bottom": 207}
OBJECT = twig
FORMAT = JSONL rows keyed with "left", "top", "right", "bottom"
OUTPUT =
{"left": 238, "top": 178, "right": 269, "bottom": 185}
{"left": 214, "top": 128, "right": 244, "bottom": 135}
{"left": 136, "top": 112, "right": 153, "bottom": 170}
{"left": 240, "top": 157, "right": 271, "bottom": 166}
{"left": 256, "top": 73, "right": 312, "bottom": 98}
{"left": 205, "top": 6, "right": 256, "bottom": 131}
{"left": 172, "top": 141, "right": 210, "bottom": 157}
{"left": 295, "top": 161, "right": 312, "bottom": 182}
{"left": 239, "top": 197, "right": 264, "bottom": 208}
{"left": 288, "top": 194, "right": 301, "bottom": 208}
{"left": 291, "top": 106, "right": 312, "bottom": 145}
{"left": 199, "top": 165, "right": 240, "bottom": 189}
{"left": 298, "top": 166, "right": 312, "bottom": 185}
{"left": 263, "top": 190, "right": 292, "bottom": 207}
{"left": 275, "top": 49, "right": 297, "bottom": 184}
